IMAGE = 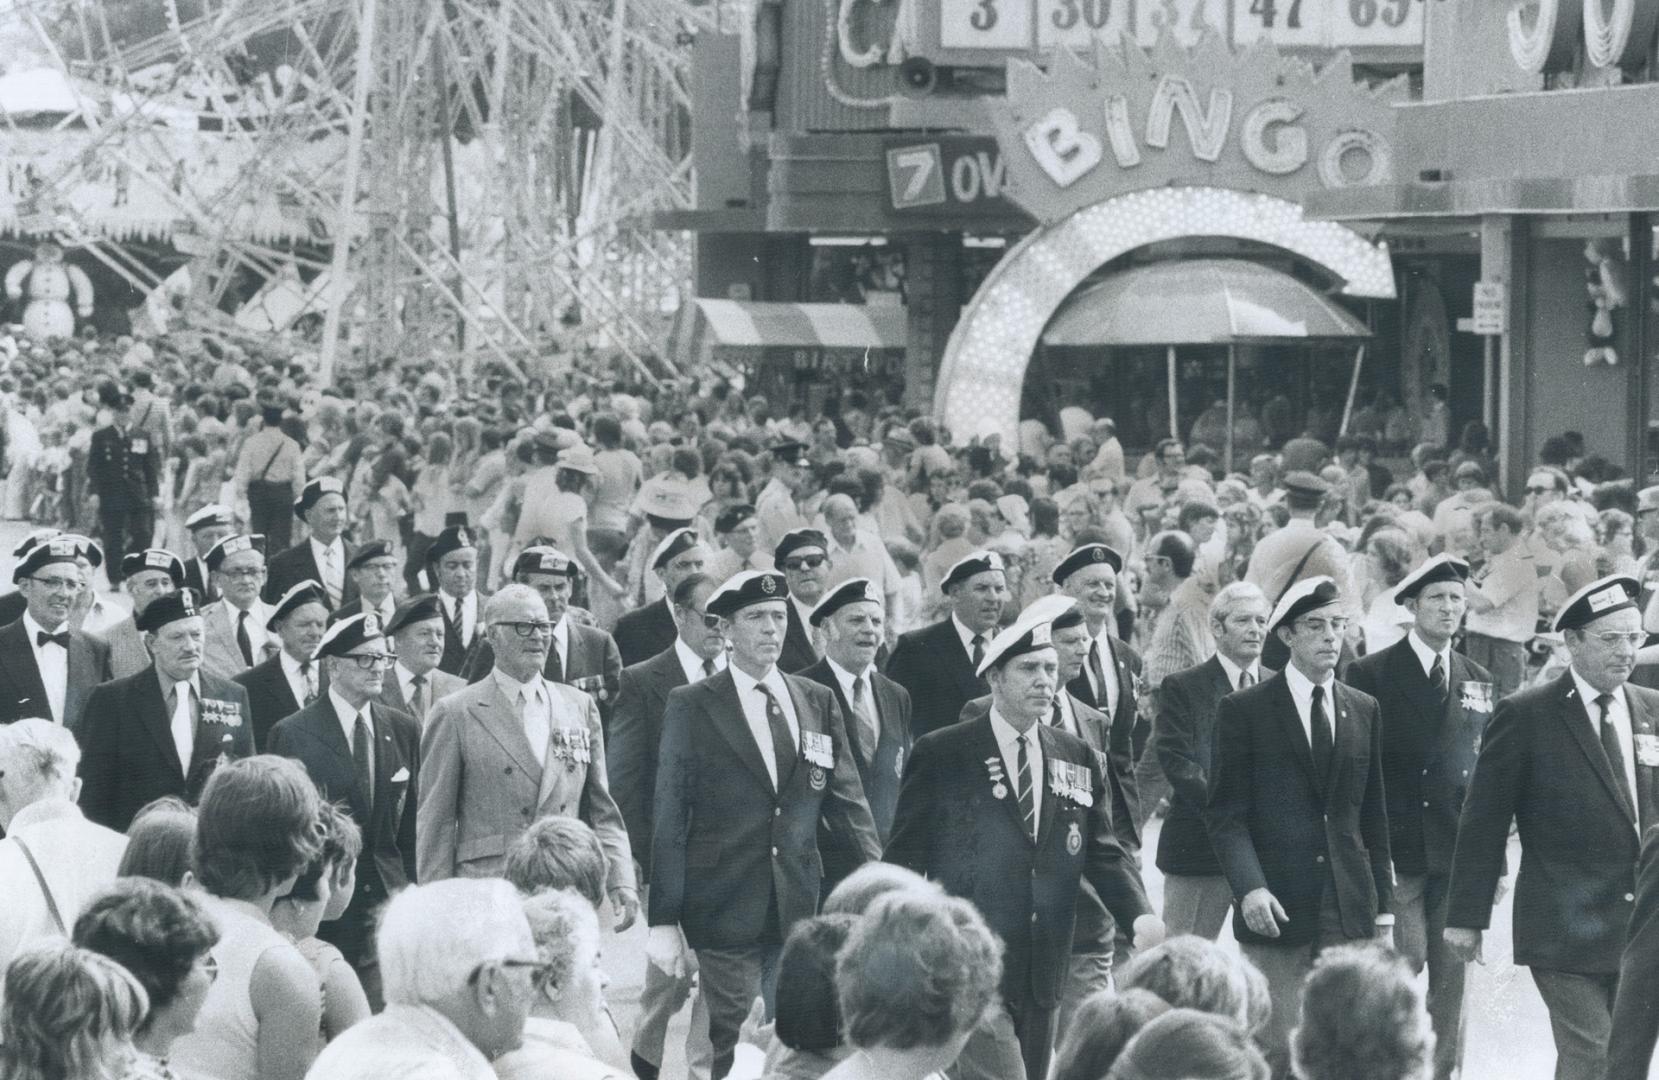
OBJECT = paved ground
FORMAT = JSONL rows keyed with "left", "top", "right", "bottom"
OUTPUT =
{"left": 0, "top": 521, "right": 1583, "bottom": 1079}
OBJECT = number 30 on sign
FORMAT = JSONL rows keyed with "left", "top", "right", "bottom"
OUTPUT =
{"left": 1232, "top": 0, "right": 1422, "bottom": 47}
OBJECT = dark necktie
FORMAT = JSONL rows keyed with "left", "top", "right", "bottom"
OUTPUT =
{"left": 1089, "top": 640, "right": 1109, "bottom": 711}
{"left": 546, "top": 636, "right": 565, "bottom": 683}
{"left": 1051, "top": 697, "right": 1067, "bottom": 733}
{"left": 35, "top": 630, "right": 69, "bottom": 649}
{"left": 353, "top": 711, "right": 375, "bottom": 805}
{"left": 1015, "top": 732, "right": 1036, "bottom": 839}
{"left": 410, "top": 673, "right": 427, "bottom": 719}
{"left": 300, "top": 661, "right": 318, "bottom": 704}
{"left": 701, "top": 658, "right": 716, "bottom": 680}
{"left": 970, "top": 634, "right": 985, "bottom": 672}
{"left": 235, "top": 611, "right": 253, "bottom": 667}
{"left": 1429, "top": 653, "right": 1446, "bottom": 697}
{"left": 756, "top": 683, "right": 796, "bottom": 787}
{"left": 1598, "top": 694, "right": 1636, "bottom": 819}
{"left": 1310, "top": 683, "right": 1334, "bottom": 787}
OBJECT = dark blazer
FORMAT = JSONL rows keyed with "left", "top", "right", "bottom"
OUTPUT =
{"left": 233, "top": 653, "right": 310, "bottom": 751}
{"left": 884, "top": 618, "right": 987, "bottom": 739}
{"left": 1447, "top": 672, "right": 1659, "bottom": 973}
{"left": 1344, "top": 639, "right": 1494, "bottom": 877}
{"left": 459, "top": 621, "right": 623, "bottom": 730}
{"left": 182, "top": 557, "right": 217, "bottom": 604}
{"left": 1608, "top": 825, "right": 1659, "bottom": 1080}
{"left": 649, "top": 668, "right": 881, "bottom": 949}
{"left": 778, "top": 603, "right": 818, "bottom": 675}
{"left": 78, "top": 666, "right": 255, "bottom": 832}
{"left": 262, "top": 539, "right": 360, "bottom": 607}
{"left": 436, "top": 590, "right": 488, "bottom": 677}
{"left": 0, "top": 618, "right": 111, "bottom": 732}
{"left": 1204, "top": 671, "right": 1393, "bottom": 947}
{"left": 268, "top": 696, "right": 419, "bottom": 967}
{"left": 87, "top": 424, "right": 160, "bottom": 504}
{"left": 610, "top": 646, "right": 692, "bottom": 883}
{"left": 615, "top": 598, "right": 677, "bottom": 668}
{"left": 885, "top": 715, "right": 1153, "bottom": 1011}
{"left": 800, "top": 657, "right": 911, "bottom": 894}
{"left": 1068, "top": 632, "right": 1147, "bottom": 826}
{"left": 0, "top": 592, "right": 25, "bottom": 627}
{"left": 1153, "top": 657, "right": 1252, "bottom": 877}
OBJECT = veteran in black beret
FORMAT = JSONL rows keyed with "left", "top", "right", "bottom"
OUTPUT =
{"left": 269, "top": 610, "right": 420, "bottom": 992}
{"left": 377, "top": 594, "right": 464, "bottom": 724}
{"left": 424, "top": 523, "right": 487, "bottom": 676}
{"left": 1204, "top": 576, "right": 1392, "bottom": 1076}
{"left": 102, "top": 548, "right": 186, "bottom": 680}
{"left": 755, "top": 440, "right": 812, "bottom": 556}
{"left": 264, "top": 476, "right": 357, "bottom": 609}
{"left": 1344, "top": 554, "right": 1491, "bottom": 1080}
{"left": 79, "top": 588, "right": 253, "bottom": 832}
{"left": 707, "top": 503, "right": 768, "bottom": 583}
{"left": 1450, "top": 573, "right": 1659, "bottom": 1080}
{"left": 343, "top": 538, "right": 400, "bottom": 624}
{"left": 649, "top": 569, "right": 879, "bottom": 1078}
{"left": 774, "top": 528, "right": 831, "bottom": 674}
{"left": 233, "top": 580, "right": 331, "bottom": 750}
{"left": 0, "top": 537, "right": 111, "bottom": 730}
{"left": 886, "top": 610, "right": 1161, "bottom": 1080}
{"left": 614, "top": 527, "right": 708, "bottom": 667}
{"left": 884, "top": 550, "right": 1011, "bottom": 739}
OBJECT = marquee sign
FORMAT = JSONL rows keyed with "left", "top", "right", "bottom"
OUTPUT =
{"left": 991, "top": 36, "right": 1405, "bottom": 225}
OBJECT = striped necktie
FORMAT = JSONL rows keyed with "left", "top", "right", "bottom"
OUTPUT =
{"left": 1015, "top": 732, "right": 1036, "bottom": 840}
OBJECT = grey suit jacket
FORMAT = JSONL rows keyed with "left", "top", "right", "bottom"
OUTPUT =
{"left": 377, "top": 667, "right": 465, "bottom": 727}
{"left": 417, "top": 673, "right": 635, "bottom": 892}
{"left": 99, "top": 618, "right": 152, "bottom": 680}
{"left": 200, "top": 599, "right": 277, "bottom": 682}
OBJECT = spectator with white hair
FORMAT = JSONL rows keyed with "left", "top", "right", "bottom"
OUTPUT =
{"left": 304, "top": 878, "right": 542, "bottom": 1080}
{"left": 0, "top": 718, "right": 127, "bottom": 985}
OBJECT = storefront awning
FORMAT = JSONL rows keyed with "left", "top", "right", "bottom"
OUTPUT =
{"left": 1041, "top": 259, "right": 1370, "bottom": 346}
{"left": 667, "top": 298, "right": 906, "bottom": 363}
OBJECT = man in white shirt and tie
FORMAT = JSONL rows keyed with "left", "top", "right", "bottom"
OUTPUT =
{"left": 346, "top": 540, "right": 401, "bottom": 625}
{"left": 199, "top": 534, "right": 277, "bottom": 681}
{"left": 427, "top": 524, "right": 485, "bottom": 677}
{"left": 0, "top": 538, "right": 111, "bottom": 730}
{"left": 234, "top": 580, "right": 330, "bottom": 750}
{"left": 182, "top": 504, "right": 235, "bottom": 604}
{"left": 265, "top": 477, "right": 357, "bottom": 609}
{"left": 379, "top": 594, "right": 464, "bottom": 726}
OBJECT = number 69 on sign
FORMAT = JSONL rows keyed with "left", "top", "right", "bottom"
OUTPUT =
{"left": 1232, "top": 0, "right": 1422, "bottom": 46}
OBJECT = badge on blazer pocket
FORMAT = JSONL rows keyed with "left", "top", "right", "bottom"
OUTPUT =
{"left": 809, "top": 767, "right": 827, "bottom": 790}
{"left": 1066, "top": 821, "right": 1083, "bottom": 855}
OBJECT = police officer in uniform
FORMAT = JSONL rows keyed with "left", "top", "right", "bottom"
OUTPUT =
{"left": 86, "top": 382, "right": 161, "bottom": 585}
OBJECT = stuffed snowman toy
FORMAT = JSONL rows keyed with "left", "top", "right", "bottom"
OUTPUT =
{"left": 4, "top": 243, "right": 94, "bottom": 340}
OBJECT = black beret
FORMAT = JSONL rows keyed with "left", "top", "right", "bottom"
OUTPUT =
{"left": 426, "top": 524, "right": 477, "bottom": 563}
{"left": 347, "top": 540, "right": 397, "bottom": 571}
{"left": 385, "top": 593, "right": 446, "bottom": 636}
{"left": 136, "top": 588, "right": 202, "bottom": 633}
{"left": 809, "top": 577, "right": 881, "bottom": 627}
{"left": 1394, "top": 555, "right": 1470, "bottom": 602}
{"left": 294, "top": 476, "right": 347, "bottom": 517}
{"left": 1052, "top": 543, "right": 1123, "bottom": 585}
{"left": 774, "top": 529, "right": 829, "bottom": 565}
{"left": 267, "top": 580, "right": 329, "bottom": 630}
{"left": 121, "top": 549, "right": 185, "bottom": 586}
{"left": 706, "top": 571, "right": 789, "bottom": 618}
{"left": 1555, "top": 575, "right": 1641, "bottom": 633}
{"left": 314, "top": 610, "right": 387, "bottom": 661}
{"left": 767, "top": 440, "right": 810, "bottom": 467}
{"left": 714, "top": 504, "right": 758, "bottom": 534}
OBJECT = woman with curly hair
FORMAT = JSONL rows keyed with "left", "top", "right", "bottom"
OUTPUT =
{"left": 72, "top": 878, "right": 221, "bottom": 1079}
{"left": 167, "top": 756, "right": 325, "bottom": 1080}
{"left": 0, "top": 941, "right": 148, "bottom": 1080}
{"left": 821, "top": 891, "right": 1003, "bottom": 1080}
{"left": 493, "top": 888, "right": 625, "bottom": 1080}
{"left": 1291, "top": 944, "right": 1433, "bottom": 1080}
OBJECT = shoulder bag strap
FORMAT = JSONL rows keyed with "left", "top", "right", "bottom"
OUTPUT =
{"left": 1275, "top": 538, "right": 1329, "bottom": 606}
{"left": 12, "top": 836, "right": 67, "bottom": 935}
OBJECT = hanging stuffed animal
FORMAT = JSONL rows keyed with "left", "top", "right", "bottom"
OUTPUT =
{"left": 4, "top": 242, "right": 94, "bottom": 341}
{"left": 1583, "top": 239, "right": 1627, "bottom": 366}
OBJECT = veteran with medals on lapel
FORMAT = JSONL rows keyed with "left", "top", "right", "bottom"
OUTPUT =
{"left": 1447, "top": 574, "right": 1659, "bottom": 1080}
{"left": 885, "top": 610, "right": 1163, "bottom": 1080}
{"left": 78, "top": 589, "right": 254, "bottom": 832}
{"left": 417, "top": 583, "right": 637, "bottom": 925}
{"left": 648, "top": 570, "right": 880, "bottom": 1080}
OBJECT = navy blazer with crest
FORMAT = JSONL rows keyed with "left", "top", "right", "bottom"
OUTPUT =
{"left": 0, "top": 617, "right": 111, "bottom": 732}
{"left": 268, "top": 695, "right": 419, "bottom": 966}
{"left": 1448, "top": 671, "right": 1659, "bottom": 974}
{"left": 435, "top": 590, "right": 489, "bottom": 677}
{"left": 1067, "top": 631, "right": 1147, "bottom": 826}
{"left": 778, "top": 602, "right": 819, "bottom": 675}
{"left": 262, "top": 539, "right": 360, "bottom": 607}
{"left": 1344, "top": 638, "right": 1494, "bottom": 877}
{"left": 1204, "top": 669, "right": 1393, "bottom": 947}
{"left": 614, "top": 597, "right": 677, "bottom": 668}
{"left": 884, "top": 713, "right": 1153, "bottom": 1011}
{"left": 799, "top": 656, "right": 911, "bottom": 895}
{"left": 883, "top": 618, "right": 989, "bottom": 739}
{"left": 649, "top": 667, "right": 881, "bottom": 950}
{"left": 78, "top": 665, "right": 254, "bottom": 832}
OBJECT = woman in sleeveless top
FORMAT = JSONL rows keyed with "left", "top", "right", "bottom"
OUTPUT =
{"left": 168, "top": 757, "right": 326, "bottom": 1080}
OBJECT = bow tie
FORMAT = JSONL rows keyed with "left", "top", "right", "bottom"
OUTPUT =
{"left": 36, "top": 631, "right": 69, "bottom": 649}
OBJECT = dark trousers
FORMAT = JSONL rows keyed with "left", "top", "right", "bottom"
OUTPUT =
{"left": 99, "top": 499, "right": 155, "bottom": 585}
{"left": 1532, "top": 968, "right": 1620, "bottom": 1080}
{"left": 1393, "top": 872, "right": 1468, "bottom": 1080}
{"left": 695, "top": 943, "right": 782, "bottom": 1080}
{"left": 247, "top": 480, "right": 294, "bottom": 550}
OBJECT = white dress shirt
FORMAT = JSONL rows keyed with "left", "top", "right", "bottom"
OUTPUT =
{"left": 729, "top": 663, "right": 801, "bottom": 788}
{"left": 1405, "top": 630, "right": 1453, "bottom": 682}
{"left": 312, "top": 537, "right": 346, "bottom": 603}
{"left": 493, "top": 667, "right": 554, "bottom": 767}
{"left": 280, "top": 650, "right": 317, "bottom": 707}
{"left": 827, "top": 655, "right": 881, "bottom": 739}
{"left": 951, "top": 614, "right": 992, "bottom": 665}
{"left": 366, "top": 594, "right": 396, "bottom": 624}
{"left": 674, "top": 638, "right": 725, "bottom": 684}
{"left": 1283, "top": 661, "right": 1338, "bottom": 750}
{"left": 989, "top": 706, "right": 1042, "bottom": 838}
{"left": 1216, "top": 652, "right": 1262, "bottom": 693}
{"left": 328, "top": 687, "right": 373, "bottom": 752}
{"left": 21, "top": 611, "right": 68, "bottom": 725}
{"left": 549, "top": 616, "right": 570, "bottom": 673}
{"left": 1572, "top": 667, "right": 1638, "bottom": 814}
{"left": 445, "top": 590, "right": 479, "bottom": 647}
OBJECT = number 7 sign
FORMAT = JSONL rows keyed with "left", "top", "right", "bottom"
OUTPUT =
{"left": 886, "top": 144, "right": 948, "bottom": 209}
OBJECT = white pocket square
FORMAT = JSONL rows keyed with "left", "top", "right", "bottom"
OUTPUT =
{"left": 389, "top": 767, "right": 410, "bottom": 783}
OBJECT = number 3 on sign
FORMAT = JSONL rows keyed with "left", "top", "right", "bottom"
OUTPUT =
{"left": 941, "top": 0, "right": 1032, "bottom": 49}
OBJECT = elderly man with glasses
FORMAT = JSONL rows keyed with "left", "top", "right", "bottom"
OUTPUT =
{"left": 417, "top": 584, "right": 638, "bottom": 929}
{"left": 0, "top": 536, "right": 111, "bottom": 730}
{"left": 304, "top": 878, "right": 542, "bottom": 1080}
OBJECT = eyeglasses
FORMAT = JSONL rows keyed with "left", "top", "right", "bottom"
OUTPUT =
{"left": 1525, "top": 486, "right": 1554, "bottom": 496}
{"left": 218, "top": 567, "right": 265, "bottom": 580}
{"left": 345, "top": 652, "right": 398, "bottom": 670}
{"left": 25, "top": 576, "right": 83, "bottom": 593}
{"left": 469, "top": 956, "right": 555, "bottom": 991}
{"left": 498, "top": 620, "right": 555, "bottom": 638}
{"left": 1585, "top": 631, "right": 1646, "bottom": 648}
{"left": 781, "top": 555, "right": 827, "bottom": 571}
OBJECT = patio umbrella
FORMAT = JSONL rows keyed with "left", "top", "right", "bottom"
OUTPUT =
{"left": 1041, "top": 258, "right": 1373, "bottom": 471}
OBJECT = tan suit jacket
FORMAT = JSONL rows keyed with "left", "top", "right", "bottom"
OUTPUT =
{"left": 417, "top": 673, "right": 634, "bottom": 890}
{"left": 200, "top": 599, "right": 276, "bottom": 682}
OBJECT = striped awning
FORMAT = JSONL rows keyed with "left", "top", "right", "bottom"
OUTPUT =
{"left": 667, "top": 298, "right": 906, "bottom": 364}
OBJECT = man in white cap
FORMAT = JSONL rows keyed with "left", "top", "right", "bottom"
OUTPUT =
{"left": 1204, "top": 576, "right": 1392, "bottom": 1076}
{"left": 884, "top": 550, "right": 1010, "bottom": 738}
{"left": 614, "top": 529, "right": 707, "bottom": 667}
{"left": 1345, "top": 554, "right": 1493, "bottom": 1080}
{"left": 886, "top": 610, "right": 1162, "bottom": 1080}
{"left": 1448, "top": 574, "right": 1659, "bottom": 1080}
{"left": 182, "top": 504, "right": 235, "bottom": 603}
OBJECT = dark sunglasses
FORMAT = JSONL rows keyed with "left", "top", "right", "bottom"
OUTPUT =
{"left": 781, "top": 555, "right": 827, "bottom": 571}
